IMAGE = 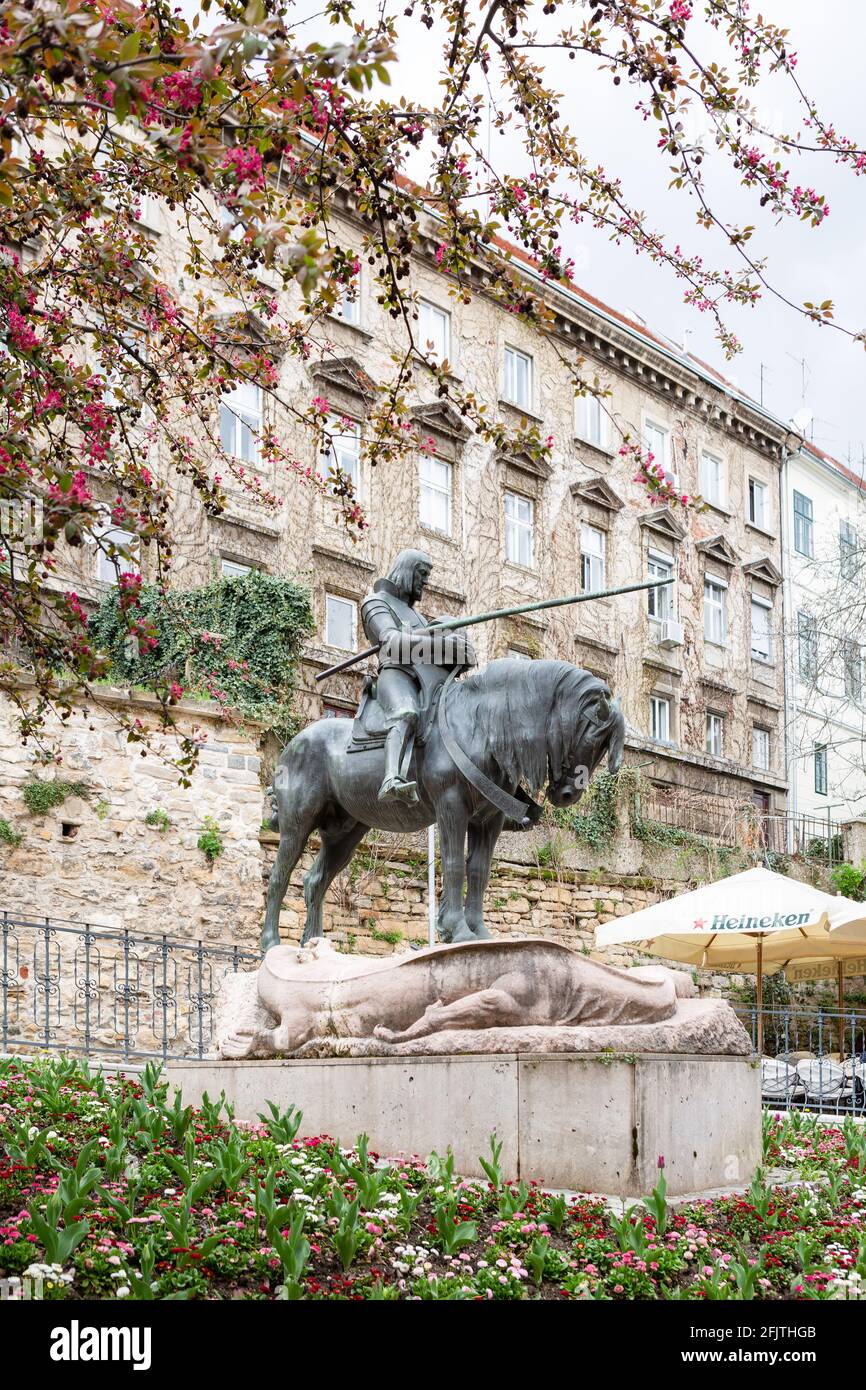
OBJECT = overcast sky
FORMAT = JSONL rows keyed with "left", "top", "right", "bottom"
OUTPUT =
{"left": 289, "top": 0, "right": 866, "bottom": 466}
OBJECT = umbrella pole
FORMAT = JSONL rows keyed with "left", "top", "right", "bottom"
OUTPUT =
{"left": 756, "top": 936, "right": 764, "bottom": 1056}
{"left": 838, "top": 961, "right": 845, "bottom": 1057}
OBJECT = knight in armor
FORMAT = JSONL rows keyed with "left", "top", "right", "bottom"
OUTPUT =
{"left": 361, "top": 549, "right": 476, "bottom": 804}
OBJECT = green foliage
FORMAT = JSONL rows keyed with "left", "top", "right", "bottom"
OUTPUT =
{"left": 88, "top": 572, "right": 314, "bottom": 741}
{"left": 0, "top": 818, "right": 22, "bottom": 846}
{"left": 21, "top": 779, "right": 89, "bottom": 815}
{"left": 197, "top": 816, "right": 224, "bottom": 864}
{"left": 558, "top": 768, "right": 630, "bottom": 851}
{"left": 145, "top": 808, "right": 172, "bottom": 833}
{"left": 830, "top": 861, "right": 866, "bottom": 901}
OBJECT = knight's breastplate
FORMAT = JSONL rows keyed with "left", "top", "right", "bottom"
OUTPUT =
{"left": 362, "top": 591, "right": 428, "bottom": 670}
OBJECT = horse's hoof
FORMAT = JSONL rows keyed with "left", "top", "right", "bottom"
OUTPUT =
{"left": 470, "top": 923, "right": 492, "bottom": 940}
{"left": 449, "top": 923, "right": 476, "bottom": 944}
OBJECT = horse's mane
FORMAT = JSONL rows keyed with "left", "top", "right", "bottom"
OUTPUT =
{"left": 452, "top": 659, "right": 608, "bottom": 792}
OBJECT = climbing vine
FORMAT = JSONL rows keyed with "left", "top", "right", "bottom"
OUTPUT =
{"left": 88, "top": 571, "right": 314, "bottom": 742}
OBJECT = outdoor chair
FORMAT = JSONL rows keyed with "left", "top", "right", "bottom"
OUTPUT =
{"left": 796, "top": 1059, "right": 854, "bottom": 1114}
{"left": 761, "top": 1058, "right": 805, "bottom": 1107}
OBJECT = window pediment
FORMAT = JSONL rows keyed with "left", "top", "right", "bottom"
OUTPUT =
{"left": 498, "top": 447, "right": 552, "bottom": 481}
{"left": 309, "top": 355, "right": 376, "bottom": 402}
{"left": 743, "top": 557, "right": 782, "bottom": 587}
{"left": 637, "top": 506, "right": 686, "bottom": 543}
{"left": 410, "top": 401, "right": 471, "bottom": 442}
{"left": 569, "top": 475, "right": 624, "bottom": 512}
{"left": 696, "top": 533, "right": 738, "bottom": 567}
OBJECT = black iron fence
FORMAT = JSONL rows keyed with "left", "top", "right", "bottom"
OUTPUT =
{"left": 735, "top": 1005, "right": 866, "bottom": 1114}
{"left": 0, "top": 913, "right": 258, "bottom": 1062}
{"left": 637, "top": 793, "right": 844, "bottom": 865}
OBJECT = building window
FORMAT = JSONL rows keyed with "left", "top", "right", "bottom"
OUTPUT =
{"left": 705, "top": 711, "right": 724, "bottom": 758}
{"left": 750, "top": 596, "right": 773, "bottom": 663}
{"left": 643, "top": 420, "right": 670, "bottom": 476}
{"left": 419, "top": 454, "right": 453, "bottom": 535}
{"left": 793, "top": 490, "right": 814, "bottom": 557}
{"left": 95, "top": 521, "right": 139, "bottom": 586}
{"left": 219, "top": 380, "right": 261, "bottom": 463}
{"left": 507, "top": 647, "right": 532, "bottom": 660}
{"left": 843, "top": 639, "right": 862, "bottom": 701}
{"left": 840, "top": 519, "right": 859, "bottom": 580}
{"left": 502, "top": 346, "right": 532, "bottom": 410}
{"left": 647, "top": 552, "right": 674, "bottom": 621}
{"left": 814, "top": 745, "right": 828, "bottom": 797}
{"left": 335, "top": 278, "right": 361, "bottom": 326}
{"left": 700, "top": 452, "right": 725, "bottom": 508}
{"left": 748, "top": 477, "right": 768, "bottom": 530}
{"left": 504, "top": 491, "right": 534, "bottom": 567}
{"left": 325, "top": 594, "right": 356, "bottom": 651}
{"left": 220, "top": 558, "right": 252, "bottom": 578}
{"left": 752, "top": 726, "right": 771, "bottom": 772}
{"left": 580, "top": 523, "right": 606, "bottom": 593}
{"left": 323, "top": 703, "right": 353, "bottom": 719}
{"left": 650, "top": 695, "right": 672, "bottom": 744}
{"left": 418, "top": 300, "right": 450, "bottom": 361}
{"left": 797, "top": 609, "right": 818, "bottom": 681}
{"left": 323, "top": 417, "right": 361, "bottom": 494}
{"left": 578, "top": 394, "right": 605, "bottom": 447}
{"left": 703, "top": 577, "right": 727, "bottom": 645}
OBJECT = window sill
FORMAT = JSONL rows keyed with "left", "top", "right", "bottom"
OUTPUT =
{"left": 412, "top": 352, "right": 462, "bottom": 384}
{"left": 419, "top": 523, "right": 462, "bottom": 548}
{"left": 573, "top": 436, "right": 616, "bottom": 463}
{"left": 503, "top": 560, "right": 538, "bottom": 578}
{"left": 704, "top": 639, "right": 728, "bottom": 652}
{"left": 499, "top": 397, "right": 543, "bottom": 424}
{"left": 326, "top": 313, "right": 373, "bottom": 341}
{"left": 745, "top": 521, "right": 777, "bottom": 542}
{"left": 701, "top": 498, "right": 732, "bottom": 520}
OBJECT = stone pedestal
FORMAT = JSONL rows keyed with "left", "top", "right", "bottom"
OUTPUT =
{"left": 167, "top": 1051, "right": 760, "bottom": 1198}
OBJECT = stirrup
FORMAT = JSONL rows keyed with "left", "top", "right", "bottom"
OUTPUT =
{"left": 378, "top": 775, "right": 419, "bottom": 804}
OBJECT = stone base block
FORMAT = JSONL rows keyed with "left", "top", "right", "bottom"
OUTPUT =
{"left": 167, "top": 1051, "right": 760, "bottom": 1198}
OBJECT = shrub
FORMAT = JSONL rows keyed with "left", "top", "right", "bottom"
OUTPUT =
{"left": 0, "top": 818, "right": 22, "bottom": 847}
{"left": 197, "top": 817, "right": 224, "bottom": 864}
{"left": 21, "top": 779, "right": 89, "bottom": 816}
{"left": 145, "top": 809, "right": 172, "bottom": 833}
{"left": 830, "top": 861, "right": 866, "bottom": 902}
{"left": 88, "top": 570, "right": 314, "bottom": 741}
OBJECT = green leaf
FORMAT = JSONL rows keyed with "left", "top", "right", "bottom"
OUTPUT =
{"left": 118, "top": 31, "right": 142, "bottom": 63}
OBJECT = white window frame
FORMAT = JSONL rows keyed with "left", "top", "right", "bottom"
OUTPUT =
{"left": 580, "top": 523, "right": 606, "bottom": 594}
{"left": 93, "top": 511, "right": 139, "bottom": 587}
{"left": 752, "top": 726, "right": 771, "bottom": 772}
{"left": 325, "top": 594, "right": 357, "bottom": 652}
{"left": 840, "top": 519, "right": 858, "bottom": 580}
{"left": 220, "top": 558, "right": 252, "bottom": 578}
{"left": 418, "top": 300, "right": 451, "bottom": 361}
{"left": 650, "top": 694, "right": 672, "bottom": 744}
{"left": 814, "top": 744, "right": 828, "bottom": 796}
{"left": 750, "top": 595, "right": 773, "bottom": 663}
{"left": 703, "top": 575, "right": 728, "bottom": 646}
{"left": 705, "top": 711, "right": 724, "bottom": 758}
{"left": 577, "top": 394, "right": 605, "bottom": 448}
{"left": 324, "top": 416, "right": 362, "bottom": 495}
{"left": 502, "top": 346, "right": 533, "bottom": 410}
{"left": 748, "top": 476, "right": 769, "bottom": 530}
{"left": 643, "top": 419, "right": 674, "bottom": 483}
{"left": 699, "top": 451, "right": 725, "bottom": 509}
{"left": 793, "top": 490, "right": 814, "bottom": 558}
{"left": 334, "top": 263, "right": 361, "bottom": 326}
{"left": 647, "top": 550, "right": 675, "bottom": 622}
{"left": 220, "top": 380, "right": 261, "bottom": 464}
{"left": 504, "top": 490, "right": 534, "bottom": 568}
{"left": 419, "top": 454, "right": 453, "bottom": 536}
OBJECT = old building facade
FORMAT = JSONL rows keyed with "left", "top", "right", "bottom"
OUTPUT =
{"left": 48, "top": 191, "right": 802, "bottom": 829}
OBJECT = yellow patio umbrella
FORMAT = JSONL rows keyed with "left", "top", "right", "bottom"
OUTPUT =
{"left": 595, "top": 867, "right": 866, "bottom": 1054}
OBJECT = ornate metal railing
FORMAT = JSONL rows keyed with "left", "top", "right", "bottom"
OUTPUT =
{"left": 734, "top": 1005, "right": 866, "bottom": 1114}
{"left": 0, "top": 913, "right": 258, "bottom": 1062}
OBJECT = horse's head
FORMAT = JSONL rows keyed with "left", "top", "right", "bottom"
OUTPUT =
{"left": 546, "top": 680, "right": 626, "bottom": 808}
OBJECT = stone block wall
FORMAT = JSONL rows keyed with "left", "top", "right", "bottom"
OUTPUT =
{"left": 0, "top": 689, "right": 264, "bottom": 949}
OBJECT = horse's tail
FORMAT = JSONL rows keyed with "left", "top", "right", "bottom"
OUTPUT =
{"left": 607, "top": 699, "right": 626, "bottom": 773}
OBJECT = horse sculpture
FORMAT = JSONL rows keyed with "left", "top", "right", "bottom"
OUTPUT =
{"left": 261, "top": 657, "right": 625, "bottom": 952}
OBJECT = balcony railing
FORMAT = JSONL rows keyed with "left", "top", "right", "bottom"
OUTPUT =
{"left": 0, "top": 913, "right": 258, "bottom": 1062}
{"left": 636, "top": 793, "right": 844, "bottom": 865}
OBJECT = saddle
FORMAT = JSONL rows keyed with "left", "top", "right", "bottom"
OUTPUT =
{"left": 346, "top": 674, "right": 440, "bottom": 755}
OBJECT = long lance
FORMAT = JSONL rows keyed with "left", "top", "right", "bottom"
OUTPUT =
{"left": 315, "top": 576, "right": 673, "bottom": 683}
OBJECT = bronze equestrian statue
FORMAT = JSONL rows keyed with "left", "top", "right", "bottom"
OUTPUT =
{"left": 261, "top": 549, "right": 631, "bottom": 953}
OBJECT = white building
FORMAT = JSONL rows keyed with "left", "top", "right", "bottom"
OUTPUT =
{"left": 780, "top": 441, "right": 866, "bottom": 834}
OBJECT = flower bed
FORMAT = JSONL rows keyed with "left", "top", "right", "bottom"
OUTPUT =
{"left": 1, "top": 1056, "right": 865, "bottom": 1301}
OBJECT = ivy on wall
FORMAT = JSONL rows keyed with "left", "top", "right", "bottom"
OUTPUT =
{"left": 88, "top": 571, "right": 314, "bottom": 741}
